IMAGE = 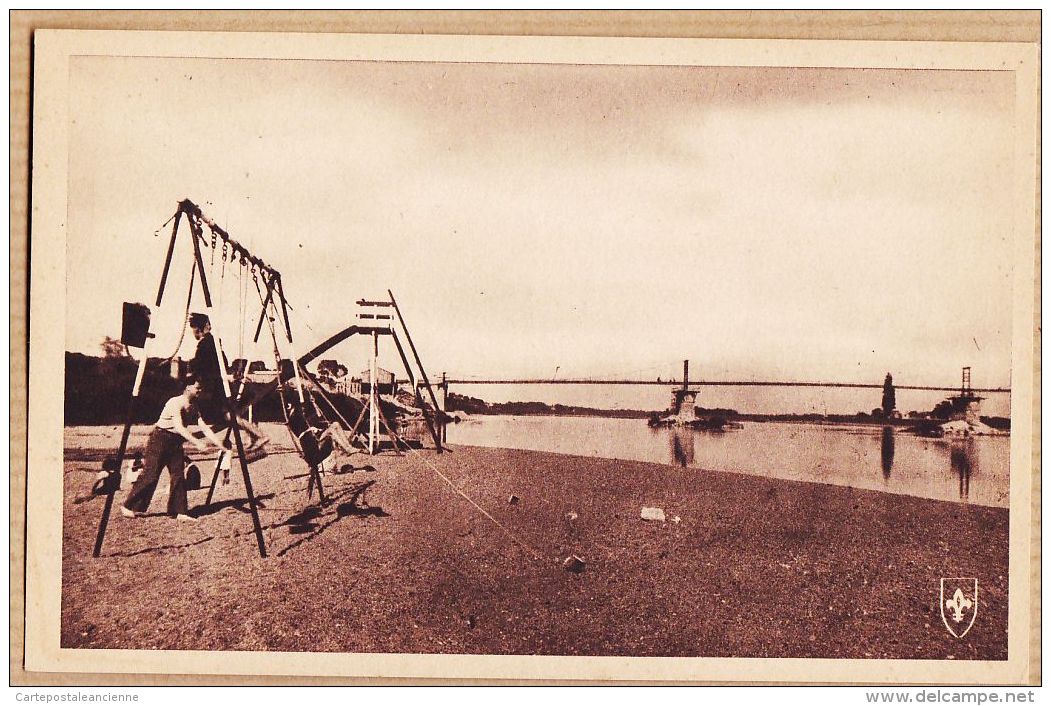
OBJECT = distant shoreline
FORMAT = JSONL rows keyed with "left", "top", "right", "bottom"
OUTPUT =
{"left": 454, "top": 411, "right": 916, "bottom": 426}
{"left": 444, "top": 395, "right": 1010, "bottom": 429}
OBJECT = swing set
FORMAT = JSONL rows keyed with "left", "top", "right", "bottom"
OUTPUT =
{"left": 94, "top": 199, "right": 357, "bottom": 559}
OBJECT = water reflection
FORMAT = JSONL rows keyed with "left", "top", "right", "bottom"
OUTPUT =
{"left": 950, "top": 438, "right": 978, "bottom": 501}
{"left": 880, "top": 426, "right": 895, "bottom": 480}
{"left": 444, "top": 417, "right": 1010, "bottom": 508}
{"left": 669, "top": 427, "right": 695, "bottom": 467}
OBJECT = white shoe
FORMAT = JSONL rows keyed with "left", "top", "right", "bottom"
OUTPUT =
{"left": 175, "top": 513, "right": 198, "bottom": 523}
{"left": 120, "top": 506, "right": 143, "bottom": 519}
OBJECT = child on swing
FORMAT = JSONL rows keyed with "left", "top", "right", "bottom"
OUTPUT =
{"left": 300, "top": 382, "right": 358, "bottom": 456}
{"left": 188, "top": 313, "right": 269, "bottom": 450}
{"left": 283, "top": 377, "right": 359, "bottom": 461}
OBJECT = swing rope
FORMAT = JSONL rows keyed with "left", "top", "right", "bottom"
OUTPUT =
{"left": 240, "top": 262, "right": 250, "bottom": 360}
{"left": 153, "top": 256, "right": 197, "bottom": 368}
{"left": 298, "top": 367, "right": 357, "bottom": 432}
{"left": 253, "top": 278, "right": 357, "bottom": 470}
{"left": 261, "top": 280, "right": 364, "bottom": 436}
{"left": 256, "top": 281, "right": 307, "bottom": 459}
{"left": 275, "top": 361, "right": 305, "bottom": 458}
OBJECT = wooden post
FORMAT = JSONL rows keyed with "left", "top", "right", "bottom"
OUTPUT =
{"left": 92, "top": 342, "right": 150, "bottom": 558}
{"left": 369, "top": 330, "right": 379, "bottom": 455}
{"left": 440, "top": 372, "right": 448, "bottom": 412}
{"left": 204, "top": 373, "right": 252, "bottom": 506}
{"left": 391, "top": 332, "right": 419, "bottom": 404}
{"left": 374, "top": 395, "right": 404, "bottom": 456}
{"left": 347, "top": 401, "right": 369, "bottom": 448}
{"left": 155, "top": 207, "right": 183, "bottom": 307}
{"left": 274, "top": 276, "right": 305, "bottom": 404}
{"left": 392, "top": 330, "right": 442, "bottom": 451}
{"left": 387, "top": 290, "right": 443, "bottom": 453}
{"left": 440, "top": 372, "right": 448, "bottom": 445}
{"left": 251, "top": 272, "right": 276, "bottom": 343}
{"left": 188, "top": 213, "right": 267, "bottom": 558}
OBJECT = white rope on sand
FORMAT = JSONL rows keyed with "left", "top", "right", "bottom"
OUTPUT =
{"left": 398, "top": 442, "right": 545, "bottom": 563}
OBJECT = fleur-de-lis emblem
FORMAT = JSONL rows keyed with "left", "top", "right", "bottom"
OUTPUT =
{"left": 945, "top": 588, "right": 972, "bottom": 623}
{"left": 939, "top": 578, "right": 978, "bottom": 638}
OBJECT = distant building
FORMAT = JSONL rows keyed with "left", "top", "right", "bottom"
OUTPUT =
{"left": 245, "top": 359, "right": 278, "bottom": 384}
{"left": 346, "top": 367, "right": 397, "bottom": 396}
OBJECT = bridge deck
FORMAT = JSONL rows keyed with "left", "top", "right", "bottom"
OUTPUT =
{"left": 430, "top": 379, "right": 1010, "bottom": 393}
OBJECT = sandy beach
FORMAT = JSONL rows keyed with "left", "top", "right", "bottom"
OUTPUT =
{"left": 61, "top": 423, "right": 1008, "bottom": 659}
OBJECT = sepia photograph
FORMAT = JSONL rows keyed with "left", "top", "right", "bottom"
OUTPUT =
{"left": 22, "top": 24, "right": 1038, "bottom": 684}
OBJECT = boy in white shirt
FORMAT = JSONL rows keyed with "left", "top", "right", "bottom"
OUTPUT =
{"left": 121, "top": 379, "right": 230, "bottom": 522}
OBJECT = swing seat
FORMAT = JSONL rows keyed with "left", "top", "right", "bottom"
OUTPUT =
{"left": 92, "top": 471, "right": 121, "bottom": 496}
{"left": 284, "top": 400, "right": 332, "bottom": 465}
{"left": 319, "top": 455, "right": 336, "bottom": 474}
{"left": 120, "top": 302, "right": 151, "bottom": 348}
{"left": 299, "top": 431, "right": 333, "bottom": 467}
{"left": 242, "top": 445, "right": 268, "bottom": 463}
{"left": 222, "top": 446, "right": 268, "bottom": 464}
{"left": 185, "top": 464, "right": 203, "bottom": 490}
{"left": 96, "top": 453, "right": 144, "bottom": 494}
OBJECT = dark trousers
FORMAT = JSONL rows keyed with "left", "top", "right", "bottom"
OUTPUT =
{"left": 198, "top": 387, "right": 229, "bottom": 428}
{"left": 124, "top": 428, "right": 189, "bottom": 516}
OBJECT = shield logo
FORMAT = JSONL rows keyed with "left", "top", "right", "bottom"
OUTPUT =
{"left": 940, "top": 578, "right": 979, "bottom": 638}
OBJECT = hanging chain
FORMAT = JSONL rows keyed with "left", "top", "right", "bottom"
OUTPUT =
{"left": 238, "top": 256, "right": 247, "bottom": 360}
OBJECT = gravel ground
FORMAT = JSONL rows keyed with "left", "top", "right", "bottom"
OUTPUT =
{"left": 61, "top": 424, "right": 1007, "bottom": 658}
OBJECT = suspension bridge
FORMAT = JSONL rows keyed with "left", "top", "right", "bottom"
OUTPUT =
{"left": 435, "top": 378, "right": 1010, "bottom": 393}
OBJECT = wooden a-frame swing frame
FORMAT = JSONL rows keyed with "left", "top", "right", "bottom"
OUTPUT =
{"left": 92, "top": 199, "right": 325, "bottom": 559}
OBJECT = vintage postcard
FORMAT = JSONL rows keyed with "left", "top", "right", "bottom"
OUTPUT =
{"left": 23, "top": 28, "right": 1038, "bottom": 684}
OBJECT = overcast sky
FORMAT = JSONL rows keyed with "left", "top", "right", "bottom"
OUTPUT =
{"left": 66, "top": 57, "right": 1016, "bottom": 398}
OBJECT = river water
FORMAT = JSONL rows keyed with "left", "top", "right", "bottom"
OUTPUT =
{"left": 450, "top": 383, "right": 1012, "bottom": 418}
{"left": 443, "top": 416, "right": 1010, "bottom": 508}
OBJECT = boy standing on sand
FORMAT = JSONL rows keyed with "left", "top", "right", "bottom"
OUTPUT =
{"left": 121, "top": 379, "right": 230, "bottom": 522}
